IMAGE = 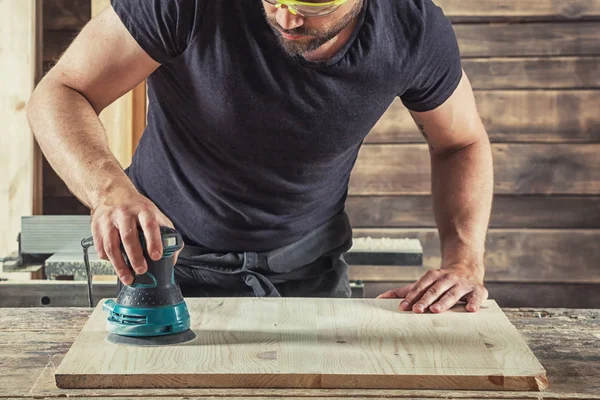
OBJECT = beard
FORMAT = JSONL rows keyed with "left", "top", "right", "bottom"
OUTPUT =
{"left": 265, "top": 1, "right": 362, "bottom": 57}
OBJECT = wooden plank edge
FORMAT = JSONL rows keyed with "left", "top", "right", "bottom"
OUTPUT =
{"left": 54, "top": 371, "right": 547, "bottom": 391}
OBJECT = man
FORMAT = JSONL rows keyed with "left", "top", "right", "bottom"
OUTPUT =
{"left": 27, "top": 0, "right": 493, "bottom": 313}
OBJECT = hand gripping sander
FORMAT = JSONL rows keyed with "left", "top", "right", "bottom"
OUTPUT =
{"left": 81, "top": 226, "right": 196, "bottom": 346}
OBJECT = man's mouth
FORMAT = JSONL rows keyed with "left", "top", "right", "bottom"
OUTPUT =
{"left": 280, "top": 31, "right": 307, "bottom": 40}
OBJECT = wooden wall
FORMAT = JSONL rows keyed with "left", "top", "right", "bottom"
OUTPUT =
{"left": 347, "top": 0, "right": 600, "bottom": 305}
{"left": 42, "top": 0, "right": 91, "bottom": 215}
{"left": 0, "top": 0, "right": 42, "bottom": 259}
{"left": 42, "top": 1, "right": 600, "bottom": 305}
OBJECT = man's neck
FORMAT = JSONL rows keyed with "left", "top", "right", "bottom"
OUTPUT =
{"left": 303, "top": 13, "right": 360, "bottom": 62}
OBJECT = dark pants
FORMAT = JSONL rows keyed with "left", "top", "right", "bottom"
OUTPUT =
{"left": 117, "top": 211, "right": 353, "bottom": 298}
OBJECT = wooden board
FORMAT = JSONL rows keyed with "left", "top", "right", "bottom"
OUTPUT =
{"left": 351, "top": 229, "right": 600, "bottom": 284}
{"left": 44, "top": 143, "right": 600, "bottom": 197}
{"left": 349, "top": 144, "right": 600, "bottom": 195}
{"left": 367, "top": 92, "right": 600, "bottom": 143}
{"left": 0, "top": 0, "right": 40, "bottom": 258}
{"left": 42, "top": 20, "right": 600, "bottom": 60}
{"left": 463, "top": 57, "right": 600, "bottom": 90}
{"left": 346, "top": 195, "right": 600, "bottom": 229}
{"left": 436, "top": 0, "right": 600, "bottom": 22}
{"left": 54, "top": 298, "right": 547, "bottom": 391}
{"left": 455, "top": 23, "right": 600, "bottom": 58}
{"left": 40, "top": 0, "right": 600, "bottom": 30}
{"left": 43, "top": 23, "right": 600, "bottom": 89}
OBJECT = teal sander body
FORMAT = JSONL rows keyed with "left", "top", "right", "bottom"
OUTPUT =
{"left": 82, "top": 226, "right": 196, "bottom": 346}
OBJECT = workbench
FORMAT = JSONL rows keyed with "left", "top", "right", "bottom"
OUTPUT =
{"left": 2, "top": 307, "right": 599, "bottom": 399}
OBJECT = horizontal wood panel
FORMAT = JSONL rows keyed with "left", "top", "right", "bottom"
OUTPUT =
{"left": 437, "top": 0, "right": 600, "bottom": 22}
{"left": 362, "top": 282, "right": 600, "bottom": 309}
{"left": 455, "top": 22, "right": 600, "bottom": 58}
{"left": 40, "top": 0, "right": 600, "bottom": 33}
{"left": 352, "top": 228, "right": 600, "bottom": 283}
{"left": 43, "top": 0, "right": 89, "bottom": 31}
{"left": 346, "top": 195, "right": 600, "bottom": 229}
{"left": 367, "top": 92, "right": 600, "bottom": 143}
{"left": 44, "top": 23, "right": 600, "bottom": 62}
{"left": 45, "top": 144, "right": 600, "bottom": 197}
{"left": 349, "top": 144, "right": 600, "bottom": 195}
{"left": 463, "top": 57, "right": 600, "bottom": 90}
{"left": 41, "top": 0, "right": 600, "bottom": 31}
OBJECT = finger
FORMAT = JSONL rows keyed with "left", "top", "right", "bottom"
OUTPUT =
{"left": 117, "top": 216, "right": 147, "bottom": 275}
{"left": 91, "top": 222, "right": 106, "bottom": 260}
{"left": 138, "top": 210, "right": 163, "bottom": 261}
{"left": 413, "top": 278, "right": 458, "bottom": 313}
{"left": 430, "top": 285, "right": 473, "bottom": 313}
{"left": 400, "top": 271, "right": 438, "bottom": 311}
{"left": 173, "top": 246, "right": 184, "bottom": 266}
{"left": 376, "top": 283, "right": 415, "bottom": 299}
{"left": 104, "top": 226, "right": 133, "bottom": 285}
{"left": 466, "top": 286, "right": 489, "bottom": 312}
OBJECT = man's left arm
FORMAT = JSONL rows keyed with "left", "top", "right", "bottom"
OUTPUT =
{"left": 377, "top": 70, "right": 493, "bottom": 313}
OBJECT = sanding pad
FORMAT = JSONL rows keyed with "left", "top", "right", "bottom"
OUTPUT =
{"left": 106, "top": 329, "right": 197, "bottom": 347}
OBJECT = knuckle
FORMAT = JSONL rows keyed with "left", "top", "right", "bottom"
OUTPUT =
{"left": 424, "top": 269, "right": 437, "bottom": 278}
{"left": 113, "top": 205, "right": 131, "bottom": 218}
{"left": 426, "top": 287, "right": 438, "bottom": 296}
{"left": 120, "top": 227, "right": 137, "bottom": 241}
{"left": 141, "top": 218, "right": 159, "bottom": 231}
{"left": 410, "top": 285, "right": 423, "bottom": 294}
{"left": 104, "top": 241, "right": 120, "bottom": 258}
{"left": 128, "top": 254, "right": 145, "bottom": 266}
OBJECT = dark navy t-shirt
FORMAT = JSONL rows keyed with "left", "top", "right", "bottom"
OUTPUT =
{"left": 111, "top": 0, "right": 462, "bottom": 252}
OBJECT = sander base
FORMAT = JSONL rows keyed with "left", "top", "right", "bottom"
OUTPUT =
{"left": 106, "top": 329, "right": 197, "bottom": 347}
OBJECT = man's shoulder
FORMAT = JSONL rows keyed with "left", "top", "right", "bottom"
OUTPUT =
{"left": 373, "top": 0, "right": 451, "bottom": 52}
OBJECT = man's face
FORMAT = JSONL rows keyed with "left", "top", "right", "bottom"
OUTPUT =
{"left": 262, "top": 0, "right": 362, "bottom": 57}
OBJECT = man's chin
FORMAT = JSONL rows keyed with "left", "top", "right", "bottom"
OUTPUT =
{"left": 277, "top": 37, "right": 315, "bottom": 57}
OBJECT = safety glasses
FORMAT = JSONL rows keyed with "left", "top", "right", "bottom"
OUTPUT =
{"left": 264, "top": 0, "right": 349, "bottom": 17}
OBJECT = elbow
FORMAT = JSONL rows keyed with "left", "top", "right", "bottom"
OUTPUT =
{"left": 432, "top": 129, "right": 491, "bottom": 159}
{"left": 26, "top": 80, "right": 46, "bottom": 132}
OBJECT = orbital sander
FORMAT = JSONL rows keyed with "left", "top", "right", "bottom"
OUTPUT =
{"left": 81, "top": 226, "right": 196, "bottom": 346}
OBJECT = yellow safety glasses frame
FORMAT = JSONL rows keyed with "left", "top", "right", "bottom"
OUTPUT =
{"left": 264, "top": 0, "right": 350, "bottom": 17}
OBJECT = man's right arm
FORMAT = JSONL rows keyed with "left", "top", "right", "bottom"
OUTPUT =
{"left": 27, "top": 6, "right": 169, "bottom": 285}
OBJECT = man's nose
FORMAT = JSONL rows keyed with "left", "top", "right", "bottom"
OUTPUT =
{"left": 275, "top": 6, "right": 304, "bottom": 30}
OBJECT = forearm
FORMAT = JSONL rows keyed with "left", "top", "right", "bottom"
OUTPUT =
{"left": 27, "top": 79, "right": 136, "bottom": 210}
{"left": 430, "top": 137, "right": 493, "bottom": 280}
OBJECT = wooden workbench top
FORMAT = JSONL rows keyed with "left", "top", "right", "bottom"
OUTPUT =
{"left": 2, "top": 306, "right": 599, "bottom": 399}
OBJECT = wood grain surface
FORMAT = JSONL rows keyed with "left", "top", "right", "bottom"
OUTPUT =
{"left": 0, "top": 0, "right": 39, "bottom": 258}
{"left": 42, "top": 22, "right": 600, "bottom": 61}
{"left": 436, "top": 0, "right": 600, "bottom": 22}
{"left": 455, "top": 23, "right": 600, "bottom": 57}
{"left": 54, "top": 298, "right": 547, "bottom": 391}
{"left": 351, "top": 228, "right": 600, "bottom": 283}
{"left": 346, "top": 195, "right": 600, "bottom": 229}
{"left": 3, "top": 307, "right": 598, "bottom": 399}
{"left": 349, "top": 144, "right": 600, "bottom": 195}
{"left": 367, "top": 92, "right": 600, "bottom": 143}
{"left": 462, "top": 57, "right": 600, "bottom": 89}
{"left": 42, "top": 143, "right": 600, "bottom": 197}
{"left": 40, "top": 0, "right": 600, "bottom": 30}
